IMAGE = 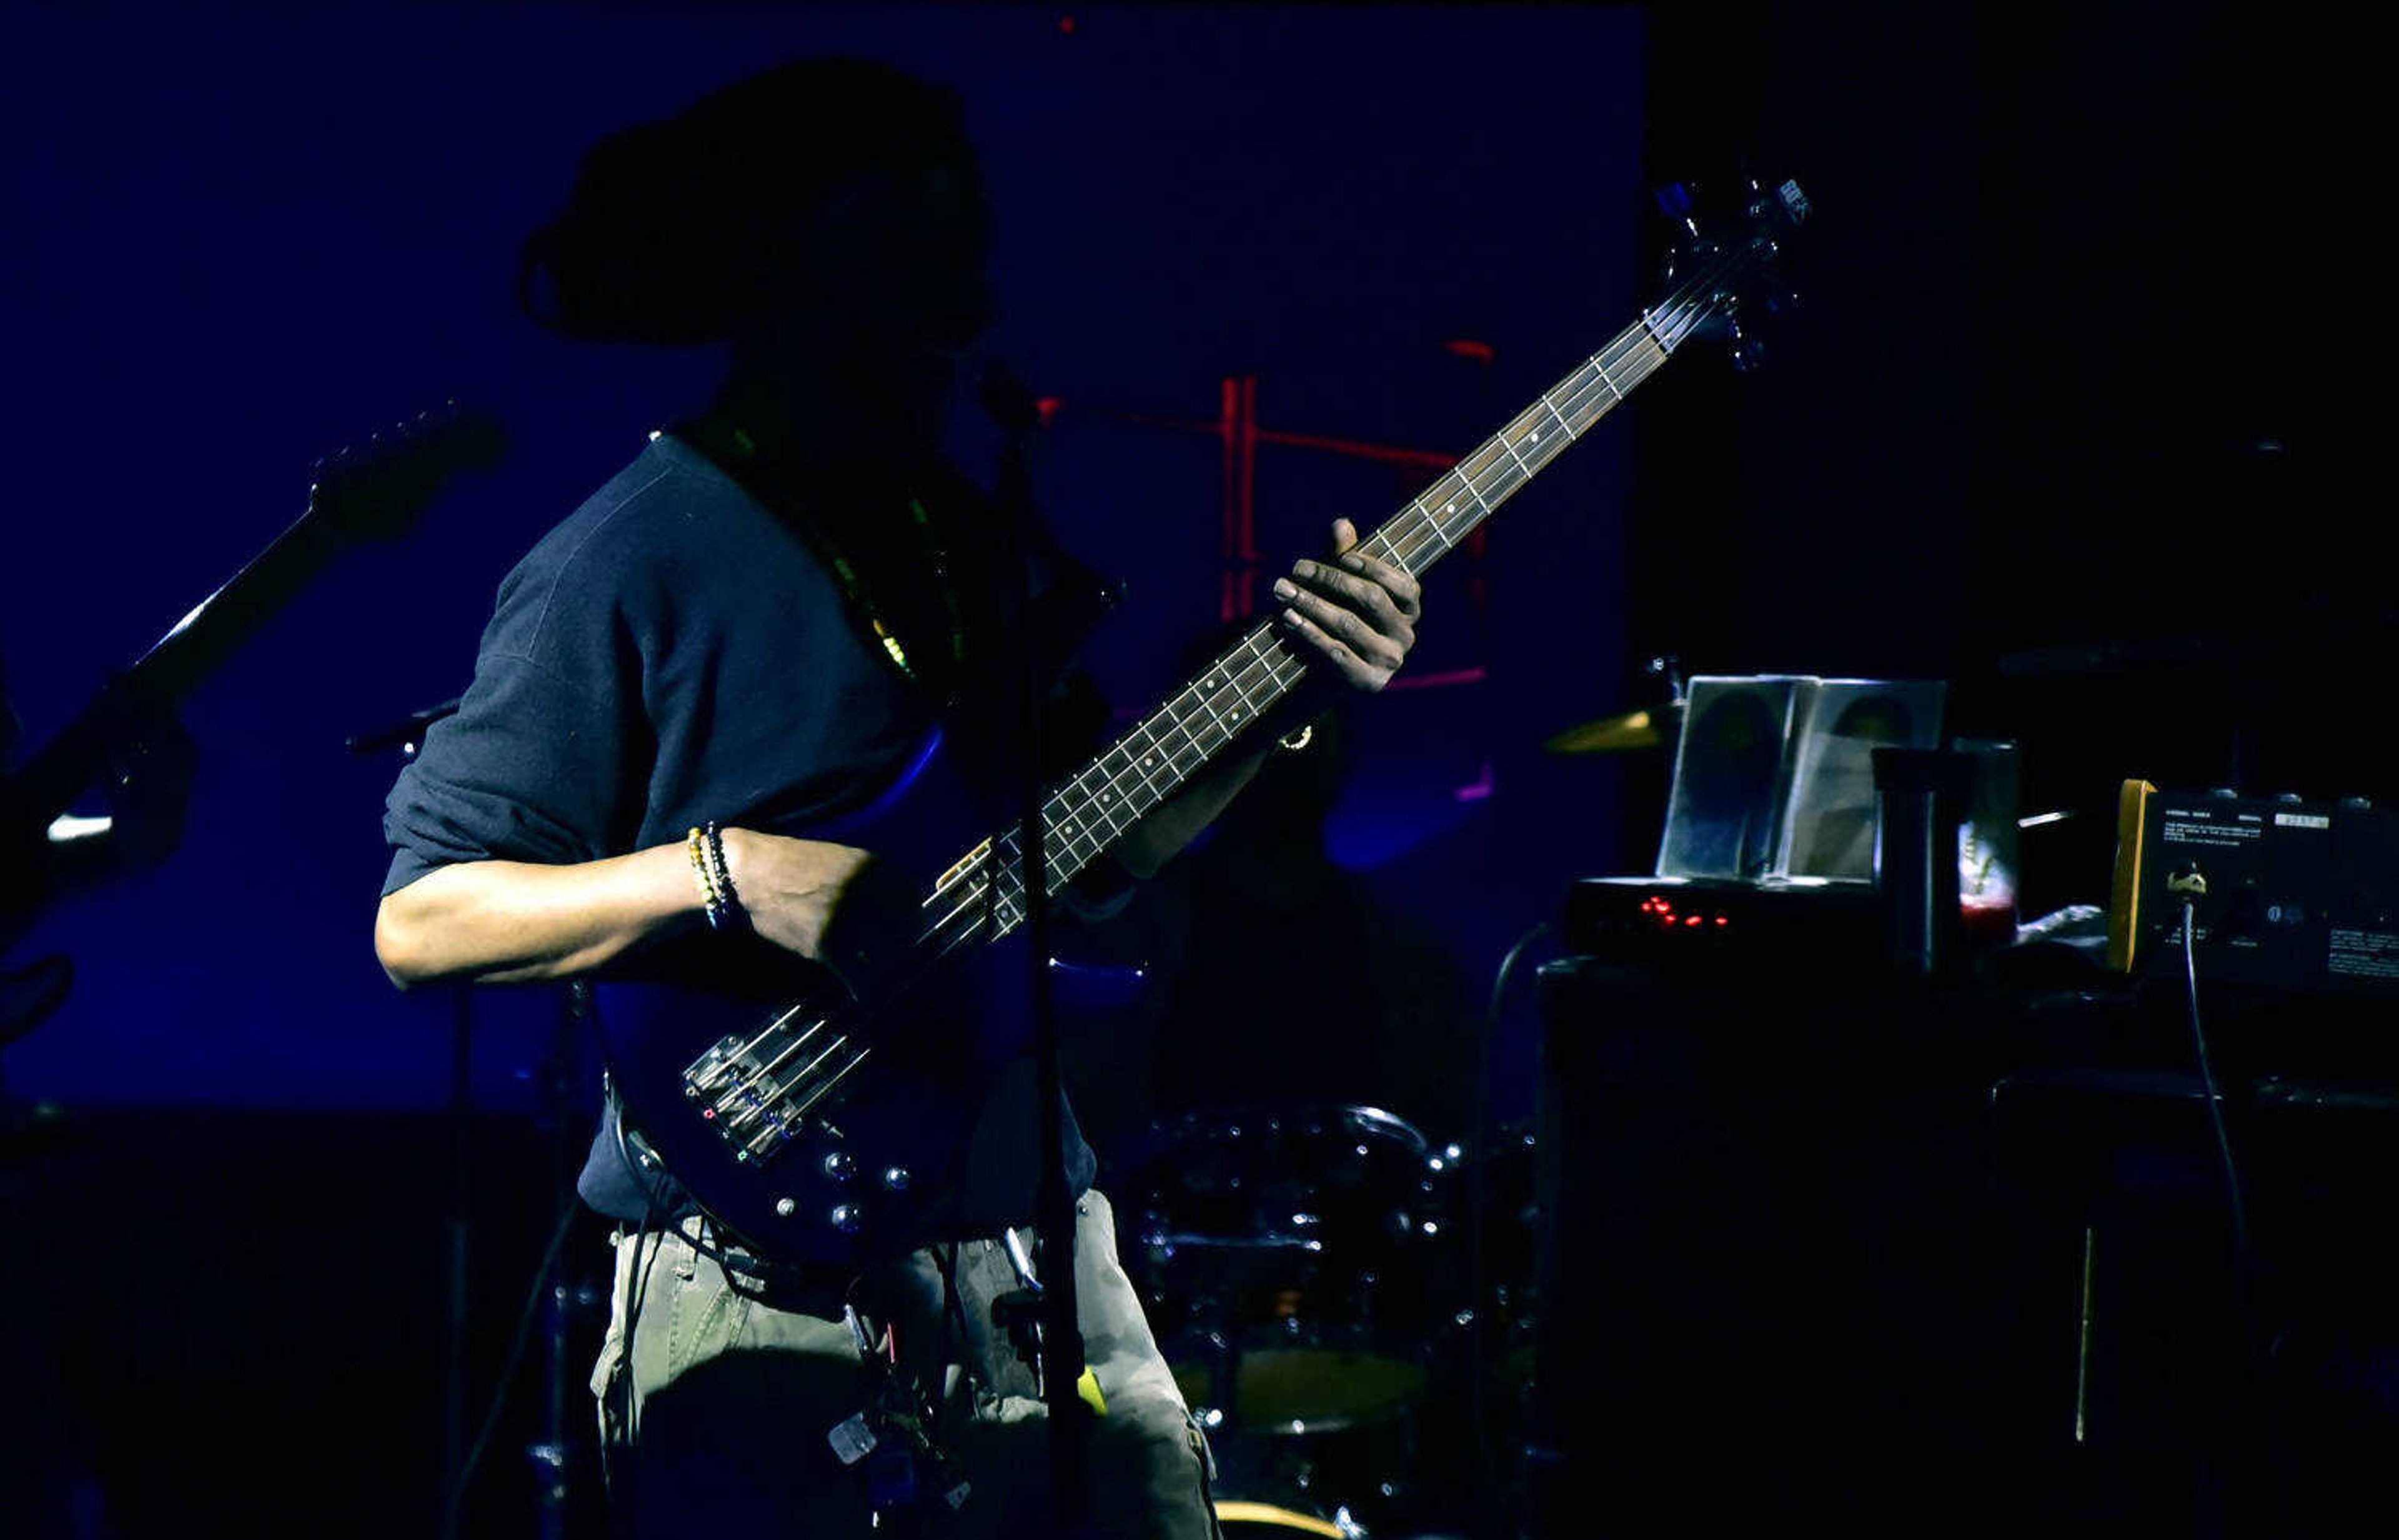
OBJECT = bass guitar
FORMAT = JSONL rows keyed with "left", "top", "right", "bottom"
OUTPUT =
{"left": 599, "top": 180, "right": 1812, "bottom": 1265}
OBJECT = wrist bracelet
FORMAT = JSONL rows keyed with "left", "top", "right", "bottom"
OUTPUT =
{"left": 687, "top": 825, "right": 729, "bottom": 930}
{"left": 703, "top": 822, "right": 742, "bottom": 924}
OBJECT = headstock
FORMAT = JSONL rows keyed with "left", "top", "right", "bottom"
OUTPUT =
{"left": 1648, "top": 172, "right": 1810, "bottom": 370}
{"left": 4, "top": 400, "right": 509, "bottom": 840}
{"left": 305, "top": 400, "right": 508, "bottom": 542}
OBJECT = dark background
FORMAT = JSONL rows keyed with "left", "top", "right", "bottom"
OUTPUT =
{"left": 1, "top": 2, "right": 2365, "bottom": 1536}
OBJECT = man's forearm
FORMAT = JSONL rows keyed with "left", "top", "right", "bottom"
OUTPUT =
{"left": 374, "top": 843, "right": 703, "bottom": 989}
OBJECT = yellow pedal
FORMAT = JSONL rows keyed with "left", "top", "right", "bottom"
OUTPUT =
{"left": 1076, "top": 1366, "right": 1108, "bottom": 1416}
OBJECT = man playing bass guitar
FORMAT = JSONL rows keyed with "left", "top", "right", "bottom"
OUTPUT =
{"left": 372, "top": 60, "right": 1421, "bottom": 1538}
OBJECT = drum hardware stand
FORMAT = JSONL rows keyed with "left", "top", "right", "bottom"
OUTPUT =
{"left": 352, "top": 697, "right": 596, "bottom": 1538}
{"left": 527, "top": 981, "right": 595, "bottom": 1539}
{"left": 347, "top": 702, "right": 476, "bottom": 1525}
{"left": 445, "top": 982, "right": 474, "bottom": 1523}
{"left": 1476, "top": 919, "right": 1553, "bottom": 1538}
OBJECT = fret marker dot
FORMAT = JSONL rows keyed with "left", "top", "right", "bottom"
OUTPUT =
{"left": 1445, "top": 504, "right": 1456, "bottom": 514}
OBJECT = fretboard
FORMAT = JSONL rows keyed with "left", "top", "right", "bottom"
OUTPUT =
{"left": 917, "top": 302, "right": 1701, "bottom": 950}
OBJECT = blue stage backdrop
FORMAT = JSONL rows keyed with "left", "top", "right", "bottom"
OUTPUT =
{"left": 0, "top": 4, "right": 1642, "bottom": 1115}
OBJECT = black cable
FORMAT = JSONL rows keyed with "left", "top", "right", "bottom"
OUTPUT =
{"left": 1469, "top": 918, "right": 1552, "bottom": 1519}
{"left": 2180, "top": 902, "right": 2253, "bottom": 1308}
{"left": 444, "top": 1194, "right": 582, "bottom": 1539}
{"left": 2178, "top": 900, "right": 2276, "bottom": 1525}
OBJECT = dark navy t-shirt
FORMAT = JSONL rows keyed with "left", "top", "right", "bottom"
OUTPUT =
{"left": 382, "top": 431, "right": 1098, "bottom": 1230}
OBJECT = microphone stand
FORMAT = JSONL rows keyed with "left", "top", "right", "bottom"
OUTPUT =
{"left": 983, "top": 365, "right": 1091, "bottom": 1534}
{"left": 346, "top": 701, "right": 474, "bottom": 1526}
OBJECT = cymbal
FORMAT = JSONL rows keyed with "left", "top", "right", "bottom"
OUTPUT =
{"left": 1545, "top": 703, "right": 1677, "bottom": 755}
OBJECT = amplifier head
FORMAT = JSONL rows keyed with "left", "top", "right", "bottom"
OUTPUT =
{"left": 2109, "top": 781, "right": 2399, "bottom": 994}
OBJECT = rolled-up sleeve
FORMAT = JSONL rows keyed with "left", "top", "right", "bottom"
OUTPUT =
{"left": 380, "top": 520, "right": 653, "bottom": 897}
{"left": 383, "top": 648, "right": 640, "bottom": 893}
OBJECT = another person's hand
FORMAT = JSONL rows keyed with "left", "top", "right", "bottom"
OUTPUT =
{"left": 1271, "top": 517, "right": 1423, "bottom": 692}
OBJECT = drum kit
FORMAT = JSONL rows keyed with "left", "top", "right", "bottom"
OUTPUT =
{"left": 1122, "top": 1103, "right": 1539, "bottom": 1537}
{"left": 1122, "top": 695, "right": 1672, "bottom": 1532}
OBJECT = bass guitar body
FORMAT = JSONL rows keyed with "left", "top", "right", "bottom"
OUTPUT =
{"left": 595, "top": 960, "right": 1031, "bottom": 1261}
{"left": 595, "top": 723, "right": 1068, "bottom": 1262}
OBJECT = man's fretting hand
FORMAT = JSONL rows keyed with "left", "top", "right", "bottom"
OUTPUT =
{"left": 1271, "top": 517, "right": 1424, "bottom": 692}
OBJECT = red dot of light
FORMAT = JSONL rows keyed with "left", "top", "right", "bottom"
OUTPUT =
{"left": 1058, "top": 14, "right": 1077, "bottom": 32}
{"left": 1685, "top": 915, "right": 1703, "bottom": 927}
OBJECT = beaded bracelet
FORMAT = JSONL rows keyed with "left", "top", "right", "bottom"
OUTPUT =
{"left": 703, "top": 822, "right": 742, "bottom": 923}
{"left": 687, "top": 825, "right": 730, "bottom": 931}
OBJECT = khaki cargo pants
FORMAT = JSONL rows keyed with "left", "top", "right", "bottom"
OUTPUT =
{"left": 593, "top": 1190, "right": 1219, "bottom": 1538}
